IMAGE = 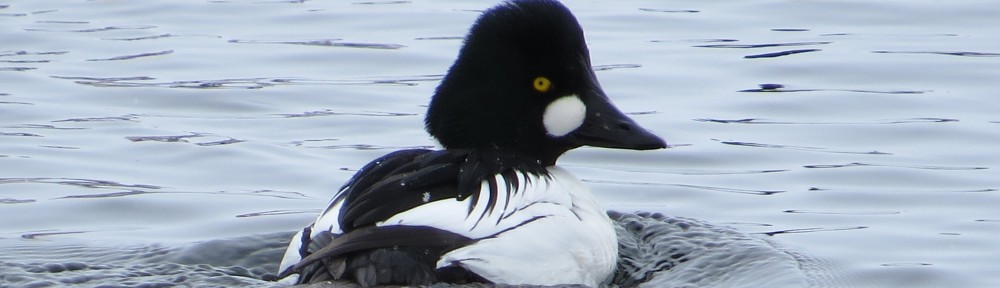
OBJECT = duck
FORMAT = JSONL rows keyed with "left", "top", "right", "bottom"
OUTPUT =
{"left": 275, "top": 0, "right": 666, "bottom": 286}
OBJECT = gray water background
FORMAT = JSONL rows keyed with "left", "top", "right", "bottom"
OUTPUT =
{"left": 2, "top": 0, "right": 999, "bottom": 287}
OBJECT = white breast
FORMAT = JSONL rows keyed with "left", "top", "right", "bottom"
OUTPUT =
{"left": 280, "top": 166, "right": 618, "bottom": 287}
{"left": 383, "top": 166, "right": 617, "bottom": 287}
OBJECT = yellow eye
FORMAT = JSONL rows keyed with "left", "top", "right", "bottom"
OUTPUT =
{"left": 533, "top": 76, "right": 552, "bottom": 93}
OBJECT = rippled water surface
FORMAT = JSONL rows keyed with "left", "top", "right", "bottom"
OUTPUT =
{"left": 2, "top": 0, "right": 998, "bottom": 287}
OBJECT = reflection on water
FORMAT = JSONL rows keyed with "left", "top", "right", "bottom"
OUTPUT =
{"left": 2, "top": 0, "right": 999, "bottom": 287}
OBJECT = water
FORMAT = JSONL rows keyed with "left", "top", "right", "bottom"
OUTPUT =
{"left": 2, "top": 0, "right": 998, "bottom": 287}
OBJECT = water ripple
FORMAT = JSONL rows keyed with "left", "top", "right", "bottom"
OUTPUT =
{"left": 1, "top": 198, "right": 36, "bottom": 204}
{"left": 0, "top": 99, "right": 26, "bottom": 105}
{"left": 567, "top": 164, "right": 786, "bottom": 176}
{"left": 783, "top": 210, "right": 901, "bottom": 215}
{"left": 0, "top": 131, "right": 42, "bottom": 137}
{"left": 744, "top": 49, "right": 821, "bottom": 59}
{"left": 0, "top": 67, "right": 35, "bottom": 71}
{"left": 24, "top": 25, "right": 157, "bottom": 33}
{"left": 693, "top": 41, "right": 831, "bottom": 49}
{"left": 807, "top": 187, "right": 996, "bottom": 194}
{"left": 593, "top": 63, "right": 642, "bottom": 71}
{"left": 352, "top": 0, "right": 411, "bottom": 4}
{"left": 21, "top": 230, "right": 90, "bottom": 239}
{"left": 276, "top": 109, "right": 417, "bottom": 118}
{"left": 713, "top": 139, "right": 891, "bottom": 155}
{"left": 584, "top": 179, "right": 784, "bottom": 196}
{"left": 652, "top": 39, "right": 738, "bottom": 44}
{"left": 86, "top": 50, "right": 173, "bottom": 61}
{"left": 126, "top": 133, "right": 244, "bottom": 146}
{"left": 235, "top": 209, "right": 320, "bottom": 218}
{"left": 53, "top": 114, "right": 140, "bottom": 123}
{"left": 759, "top": 226, "right": 868, "bottom": 237}
{"left": 51, "top": 189, "right": 310, "bottom": 200}
{"left": 228, "top": 39, "right": 405, "bottom": 49}
{"left": 304, "top": 144, "right": 435, "bottom": 151}
{"left": 59, "top": 190, "right": 149, "bottom": 199}
{"left": 1, "top": 59, "right": 50, "bottom": 64}
{"left": 51, "top": 75, "right": 436, "bottom": 89}
{"left": 738, "top": 83, "right": 926, "bottom": 94}
{"left": 872, "top": 50, "right": 1000, "bottom": 57}
{"left": 880, "top": 262, "right": 932, "bottom": 267}
{"left": 695, "top": 117, "right": 958, "bottom": 125}
{"left": 103, "top": 33, "right": 177, "bottom": 41}
{"left": 0, "top": 177, "right": 163, "bottom": 190}
{"left": 803, "top": 162, "right": 987, "bottom": 171}
{"left": 34, "top": 20, "right": 89, "bottom": 24}
{"left": 821, "top": 33, "right": 958, "bottom": 37}
{"left": 771, "top": 28, "right": 810, "bottom": 32}
{"left": 0, "top": 50, "right": 69, "bottom": 57}
{"left": 126, "top": 133, "right": 203, "bottom": 143}
{"left": 638, "top": 8, "right": 699, "bottom": 13}
{"left": 39, "top": 145, "right": 80, "bottom": 150}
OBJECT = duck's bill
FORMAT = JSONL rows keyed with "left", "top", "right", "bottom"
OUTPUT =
{"left": 570, "top": 90, "right": 667, "bottom": 150}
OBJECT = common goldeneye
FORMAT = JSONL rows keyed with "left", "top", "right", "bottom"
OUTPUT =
{"left": 276, "top": 0, "right": 666, "bottom": 286}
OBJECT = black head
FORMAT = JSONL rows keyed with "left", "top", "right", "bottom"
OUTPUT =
{"left": 425, "top": 0, "right": 666, "bottom": 166}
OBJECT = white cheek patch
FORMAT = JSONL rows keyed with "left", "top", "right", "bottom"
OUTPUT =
{"left": 543, "top": 95, "right": 586, "bottom": 137}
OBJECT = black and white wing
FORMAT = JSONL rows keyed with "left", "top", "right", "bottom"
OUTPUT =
{"left": 277, "top": 148, "right": 563, "bottom": 285}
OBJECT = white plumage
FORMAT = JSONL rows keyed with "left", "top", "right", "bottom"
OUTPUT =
{"left": 543, "top": 95, "right": 587, "bottom": 137}
{"left": 278, "top": 166, "right": 617, "bottom": 287}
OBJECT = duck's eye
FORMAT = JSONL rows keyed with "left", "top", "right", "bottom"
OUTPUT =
{"left": 533, "top": 76, "right": 552, "bottom": 93}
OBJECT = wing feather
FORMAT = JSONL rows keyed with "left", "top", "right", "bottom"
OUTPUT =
{"left": 336, "top": 148, "right": 547, "bottom": 231}
{"left": 285, "top": 148, "right": 553, "bottom": 284}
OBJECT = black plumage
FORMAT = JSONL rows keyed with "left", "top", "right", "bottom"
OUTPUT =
{"left": 278, "top": 148, "right": 548, "bottom": 285}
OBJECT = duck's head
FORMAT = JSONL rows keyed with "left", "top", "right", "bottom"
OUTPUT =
{"left": 425, "top": 0, "right": 667, "bottom": 166}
